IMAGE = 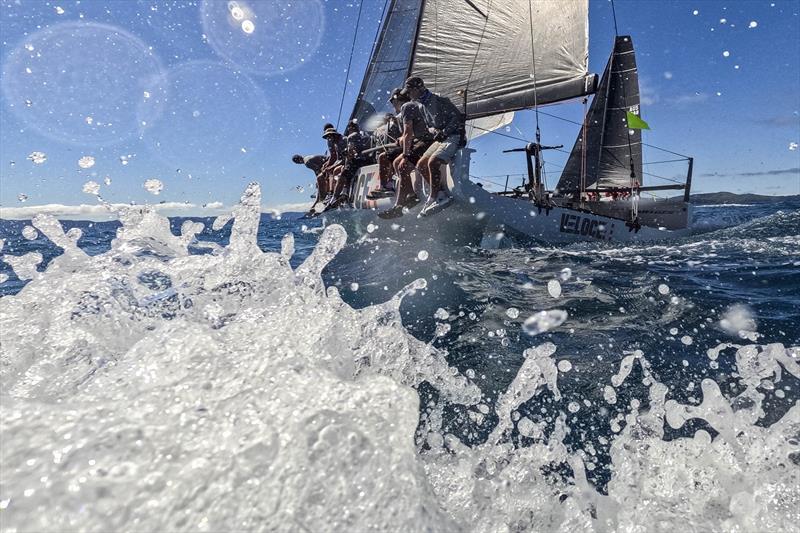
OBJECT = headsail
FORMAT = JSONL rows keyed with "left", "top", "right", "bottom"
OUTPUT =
{"left": 351, "top": 0, "right": 425, "bottom": 129}
{"left": 557, "top": 36, "right": 644, "bottom": 192}
{"left": 352, "top": 0, "right": 594, "bottom": 128}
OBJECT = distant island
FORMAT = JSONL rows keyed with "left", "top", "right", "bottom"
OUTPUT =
{"left": 674, "top": 192, "right": 800, "bottom": 205}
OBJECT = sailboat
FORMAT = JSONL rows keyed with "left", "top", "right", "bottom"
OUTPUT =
{"left": 334, "top": 0, "right": 693, "bottom": 245}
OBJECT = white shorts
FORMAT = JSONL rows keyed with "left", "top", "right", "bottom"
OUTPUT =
{"left": 421, "top": 134, "right": 461, "bottom": 162}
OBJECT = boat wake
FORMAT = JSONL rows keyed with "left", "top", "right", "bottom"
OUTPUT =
{"left": 1, "top": 184, "right": 798, "bottom": 532}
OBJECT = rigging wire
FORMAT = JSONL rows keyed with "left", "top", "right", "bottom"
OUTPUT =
{"left": 468, "top": 125, "right": 685, "bottom": 185}
{"left": 464, "top": 0, "right": 493, "bottom": 114}
{"left": 336, "top": 0, "right": 366, "bottom": 130}
{"left": 610, "top": 0, "right": 620, "bottom": 36}
{"left": 528, "top": 0, "right": 541, "bottom": 142}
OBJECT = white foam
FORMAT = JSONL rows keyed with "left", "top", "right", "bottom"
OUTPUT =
{"left": 0, "top": 183, "right": 797, "bottom": 532}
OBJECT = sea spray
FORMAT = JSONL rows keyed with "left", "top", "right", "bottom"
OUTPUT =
{"left": 0, "top": 184, "right": 798, "bottom": 532}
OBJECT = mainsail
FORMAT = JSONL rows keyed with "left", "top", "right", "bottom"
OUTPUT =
{"left": 557, "top": 36, "right": 644, "bottom": 192}
{"left": 352, "top": 0, "right": 594, "bottom": 127}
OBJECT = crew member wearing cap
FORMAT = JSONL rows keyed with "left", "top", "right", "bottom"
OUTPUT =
{"left": 369, "top": 88, "right": 407, "bottom": 199}
{"left": 378, "top": 87, "right": 435, "bottom": 219}
{"left": 320, "top": 125, "right": 347, "bottom": 207}
{"left": 292, "top": 153, "right": 326, "bottom": 215}
{"left": 326, "top": 120, "right": 372, "bottom": 210}
{"left": 400, "top": 76, "right": 464, "bottom": 217}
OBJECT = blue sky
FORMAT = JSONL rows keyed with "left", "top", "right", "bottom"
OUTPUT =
{"left": 0, "top": 0, "right": 798, "bottom": 214}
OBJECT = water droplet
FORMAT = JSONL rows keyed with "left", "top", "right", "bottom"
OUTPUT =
{"left": 658, "top": 283, "right": 670, "bottom": 295}
{"left": 241, "top": 20, "right": 255, "bottom": 34}
{"left": 143, "top": 178, "right": 163, "bottom": 195}
{"left": 557, "top": 360, "right": 572, "bottom": 372}
{"left": 82, "top": 181, "right": 100, "bottom": 195}
{"left": 722, "top": 50, "right": 730, "bottom": 58}
{"left": 77, "top": 155, "right": 95, "bottom": 169}
{"left": 506, "top": 308, "right": 519, "bottom": 319}
{"left": 417, "top": 250, "right": 429, "bottom": 261}
{"left": 22, "top": 226, "right": 38, "bottom": 240}
{"left": 350, "top": 282, "right": 359, "bottom": 291}
{"left": 748, "top": 20, "right": 758, "bottom": 28}
{"left": 681, "top": 335, "right": 693, "bottom": 345}
{"left": 522, "top": 310, "right": 568, "bottom": 336}
{"left": 27, "top": 151, "right": 46, "bottom": 164}
{"left": 547, "top": 279, "right": 562, "bottom": 298}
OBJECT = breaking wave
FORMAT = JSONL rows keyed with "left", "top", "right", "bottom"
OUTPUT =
{"left": 1, "top": 184, "right": 798, "bottom": 532}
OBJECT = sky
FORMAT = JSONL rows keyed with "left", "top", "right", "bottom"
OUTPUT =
{"left": 0, "top": 0, "right": 798, "bottom": 217}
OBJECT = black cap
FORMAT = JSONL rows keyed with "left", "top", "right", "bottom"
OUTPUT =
{"left": 403, "top": 76, "right": 424, "bottom": 89}
{"left": 322, "top": 127, "right": 340, "bottom": 139}
{"left": 322, "top": 122, "right": 334, "bottom": 131}
{"left": 389, "top": 87, "right": 408, "bottom": 102}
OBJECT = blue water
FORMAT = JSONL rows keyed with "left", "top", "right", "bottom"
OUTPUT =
{"left": 2, "top": 200, "right": 799, "bottom": 490}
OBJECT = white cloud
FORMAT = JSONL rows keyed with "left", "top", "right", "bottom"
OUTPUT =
{"left": 1, "top": 199, "right": 313, "bottom": 221}
{"left": 639, "top": 77, "right": 660, "bottom": 106}
{"left": 666, "top": 92, "right": 709, "bottom": 107}
{"left": 0, "top": 202, "right": 225, "bottom": 221}
{"left": 263, "top": 201, "right": 312, "bottom": 215}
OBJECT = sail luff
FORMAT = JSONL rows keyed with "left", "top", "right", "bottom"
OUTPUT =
{"left": 350, "top": 0, "right": 426, "bottom": 129}
{"left": 349, "top": 0, "right": 399, "bottom": 125}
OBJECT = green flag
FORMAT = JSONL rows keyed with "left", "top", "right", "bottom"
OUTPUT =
{"left": 626, "top": 111, "right": 650, "bottom": 130}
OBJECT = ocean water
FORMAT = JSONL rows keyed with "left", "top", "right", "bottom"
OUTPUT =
{"left": 1, "top": 185, "right": 798, "bottom": 532}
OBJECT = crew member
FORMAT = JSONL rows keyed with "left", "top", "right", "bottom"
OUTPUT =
{"left": 401, "top": 76, "right": 464, "bottom": 217}
{"left": 292, "top": 153, "right": 326, "bottom": 215}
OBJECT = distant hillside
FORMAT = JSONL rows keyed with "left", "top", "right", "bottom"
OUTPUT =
{"left": 674, "top": 192, "right": 800, "bottom": 205}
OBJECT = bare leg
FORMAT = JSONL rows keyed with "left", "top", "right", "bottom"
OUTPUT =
{"left": 308, "top": 172, "right": 328, "bottom": 212}
{"left": 328, "top": 165, "right": 342, "bottom": 196}
{"left": 427, "top": 157, "right": 446, "bottom": 199}
{"left": 331, "top": 167, "right": 345, "bottom": 199}
{"left": 393, "top": 154, "right": 416, "bottom": 206}
{"left": 416, "top": 155, "right": 432, "bottom": 201}
{"left": 377, "top": 152, "right": 392, "bottom": 190}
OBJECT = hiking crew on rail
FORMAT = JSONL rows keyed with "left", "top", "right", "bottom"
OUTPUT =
{"left": 300, "top": 76, "right": 465, "bottom": 217}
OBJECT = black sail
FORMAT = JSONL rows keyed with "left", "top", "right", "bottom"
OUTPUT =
{"left": 351, "top": 0, "right": 425, "bottom": 129}
{"left": 557, "top": 36, "right": 644, "bottom": 192}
